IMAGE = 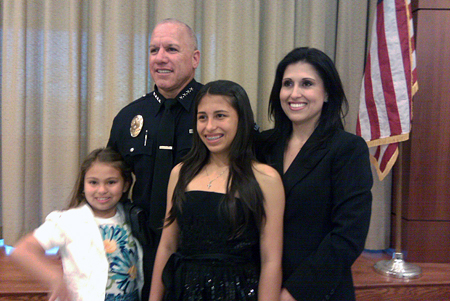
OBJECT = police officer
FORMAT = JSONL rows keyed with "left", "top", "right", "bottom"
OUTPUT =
{"left": 107, "top": 18, "right": 202, "bottom": 300}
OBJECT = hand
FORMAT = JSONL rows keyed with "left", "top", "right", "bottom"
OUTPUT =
{"left": 48, "top": 277, "right": 72, "bottom": 301}
{"left": 280, "top": 288, "right": 296, "bottom": 301}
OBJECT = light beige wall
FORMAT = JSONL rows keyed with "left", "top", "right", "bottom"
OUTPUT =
{"left": 1, "top": 0, "right": 391, "bottom": 250}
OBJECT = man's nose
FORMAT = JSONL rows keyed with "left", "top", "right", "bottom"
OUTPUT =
{"left": 155, "top": 49, "right": 168, "bottom": 62}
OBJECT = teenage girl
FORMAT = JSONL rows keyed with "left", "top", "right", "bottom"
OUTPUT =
{"left": 11, "top": 147, "right": 143, "bottom": 301}
{"left": 149, "top": 80, "right": 285, "bottom": 301}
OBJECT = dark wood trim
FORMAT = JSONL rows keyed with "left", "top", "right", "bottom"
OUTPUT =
{"left": 412, "top": 0, "right": 450, "bottom": 11}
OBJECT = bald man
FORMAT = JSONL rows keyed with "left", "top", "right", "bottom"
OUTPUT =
{"left": 108, "top": 19, "right": 202, "bottom": 300}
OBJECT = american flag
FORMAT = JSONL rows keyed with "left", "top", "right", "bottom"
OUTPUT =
{"left": 357, "top": 0, "right": 418, "bottom": 181}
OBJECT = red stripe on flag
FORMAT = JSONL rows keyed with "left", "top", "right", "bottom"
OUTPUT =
{"left": 396, "top": 0, "right": 413, "bottom": 111}
{"left": 363, "top": 55, "right": 381, "bottom": 139}
{"left": 379, "top": 143, "right": 398, "bottom": 171}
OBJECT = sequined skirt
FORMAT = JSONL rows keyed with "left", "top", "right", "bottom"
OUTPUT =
{"left": 162, "top": 252, "right": 259, "bottom": 301}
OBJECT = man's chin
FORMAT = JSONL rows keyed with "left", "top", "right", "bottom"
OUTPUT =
{"left": 155, "top": 83, "right": 178, "bottom": 98}
{"left": 153, "top": 76, "right": 173, "bottom": 86}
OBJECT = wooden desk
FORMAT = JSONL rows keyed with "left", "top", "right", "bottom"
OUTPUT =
{"left": 0, "top": 246, "right": 54, "bottom": 300}
{"left": 353, "top": 251, "right": 450, "bottom": 300}
{"left": 2, "top": 246, "right": 450, "bottom": 300}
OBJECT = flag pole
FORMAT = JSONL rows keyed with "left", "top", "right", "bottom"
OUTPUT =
{"left": 373, "top": 141, "right": 422, "bottom": 278}
{"left": 394, "top": 141, "right": 403, "bottom": 254}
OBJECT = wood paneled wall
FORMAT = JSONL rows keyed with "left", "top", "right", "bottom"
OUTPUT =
{"left": 392, "top": 0, "right": 450, "bottom": 263}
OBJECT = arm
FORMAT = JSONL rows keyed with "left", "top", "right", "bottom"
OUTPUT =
{"left": 11, "top": 234, "right": 71, "bottom": 301}
{"left": 254, "top": 163, "right": 285, "bottom": 301}
{"left": 149, "top": 164, "right": 181, "bottom": 301}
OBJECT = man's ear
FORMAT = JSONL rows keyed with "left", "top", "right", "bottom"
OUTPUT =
{"left": 192, "top": 50, "right": 201, "bottom": 69}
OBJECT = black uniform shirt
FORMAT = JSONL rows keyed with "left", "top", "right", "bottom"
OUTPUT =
{"left": 108, "top": 79, "right": 203, "bottom": 231}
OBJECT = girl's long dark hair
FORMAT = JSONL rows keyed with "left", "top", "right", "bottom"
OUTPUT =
{"left": 166, "top": 80, "right": 265, "bottom": 236}
{"left": 67, "top": 147, "right": 132, "bottom": 209}
{"left": 266, "top": 47, "right": 349, "bottom": 147}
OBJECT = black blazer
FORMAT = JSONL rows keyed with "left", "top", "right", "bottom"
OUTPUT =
{"left": 257, "top": 126, "right": 373, "bottom": 301}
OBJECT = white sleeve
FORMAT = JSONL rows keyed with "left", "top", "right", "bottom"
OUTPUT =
{"left": 33, "top": 211, "right": 67, "bottom": 251}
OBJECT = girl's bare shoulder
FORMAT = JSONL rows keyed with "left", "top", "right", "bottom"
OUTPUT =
{"left": 171, "top": 162, "right": 183, "bottom": 176}
{"left": 252, "top": 161, "right": 282, "bottom": 183}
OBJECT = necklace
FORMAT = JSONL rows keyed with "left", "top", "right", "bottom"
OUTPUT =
{"left": 205, "top": 166, "right": 228, "bottom": 189}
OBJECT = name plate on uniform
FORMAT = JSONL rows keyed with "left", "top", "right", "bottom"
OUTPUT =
{"left": 159, "top": 146, "right": 173, "bottom": 150}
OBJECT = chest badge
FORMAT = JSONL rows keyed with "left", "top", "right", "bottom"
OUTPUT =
{"left": 130, "top": 115, "right": 144, "bottom": 137}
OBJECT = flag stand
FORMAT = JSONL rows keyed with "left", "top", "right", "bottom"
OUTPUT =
{"left": 373, "top": 142, "right": 422, "bottom": 278}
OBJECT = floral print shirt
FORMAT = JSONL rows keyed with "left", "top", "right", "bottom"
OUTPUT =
{"left": 95, "top": 210, "right": 139, "bottom": 300}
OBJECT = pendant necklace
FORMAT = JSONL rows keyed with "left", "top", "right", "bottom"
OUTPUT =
{"left": 205, "top": 166, "right": 228, "bottom": 189}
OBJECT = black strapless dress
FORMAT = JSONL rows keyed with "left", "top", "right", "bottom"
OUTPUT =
{"left": 162, "top": 191, "right": 260, "bottom": 300}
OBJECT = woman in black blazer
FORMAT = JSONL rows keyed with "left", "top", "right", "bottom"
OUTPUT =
{"left": 257, "top": 47, "right": 373, "bottom": 301}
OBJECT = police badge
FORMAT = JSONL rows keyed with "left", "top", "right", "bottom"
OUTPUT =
{"left": 130, "top": 115, "right": 144, "bottom": 137}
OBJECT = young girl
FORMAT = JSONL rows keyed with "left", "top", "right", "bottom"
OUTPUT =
{"left": 149, "top": 80, "right": 285, "bottom": 301}
{"left": 11, "top": 147, "right": 144, "bottom": 301}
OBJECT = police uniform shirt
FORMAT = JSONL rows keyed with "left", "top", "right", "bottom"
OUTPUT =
{"left": 107, "top": 79, "right": 203, "bottom": 230}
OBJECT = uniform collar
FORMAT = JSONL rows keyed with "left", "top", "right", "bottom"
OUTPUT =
{"left": 153, "top": 79, "right": 198, "bottom": 113}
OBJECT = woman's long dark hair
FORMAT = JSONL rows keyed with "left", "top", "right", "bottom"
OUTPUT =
{"left": 266, "top": 47, "right": 349, "bottom": 146}
{"left": 67, "top": 147, "right": 132, "bottom": 209}
{"left": 166, "top": 80, "right": 265, "bottom": 236}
